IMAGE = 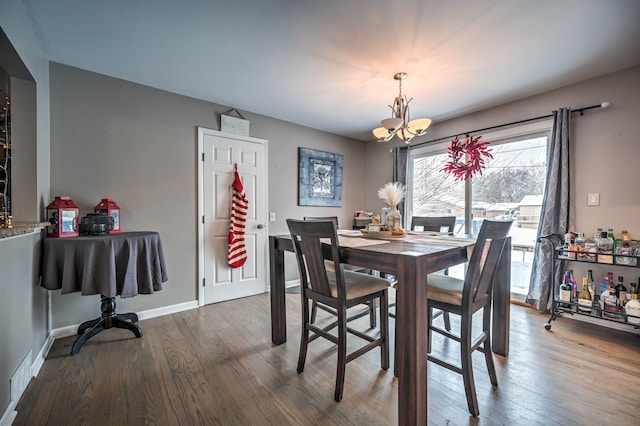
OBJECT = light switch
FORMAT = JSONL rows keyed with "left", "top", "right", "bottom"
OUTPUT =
{"left": 587, "top": 193, "right": 600, "bottom": 206}
{"left": 269, "top": 212, "right": 276, "bottom": 222}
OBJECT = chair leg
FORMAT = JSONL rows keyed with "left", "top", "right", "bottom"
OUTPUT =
{"left": 335, "top": 306, "right": 348, "bottom": 402}
{"left": 393, "top": 308, "right": 399, "bottom": 377}
{"left": 427, "top": 305, "right": 433, "bottom": 354}
{"left": 297, "top": 298, "right": 310, "bottom": 373}
{"left": 483, "top": 306, "right": 498, "bottom": 387}
{"left": 380, "top": 291, "right": 389, "bottom": 370}
{"left": 460, "top": 315, "right": 479, "bottom": 417}
{"left": 310, "top": 301, "right": 318, "bottom": 324}
{"left": 443, "top": 311, "right": 451, "bottom": 331}
{"left": 369, "top": 299, "right": 377, "bottom": 328}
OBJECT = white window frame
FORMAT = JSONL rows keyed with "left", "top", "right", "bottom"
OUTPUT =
{"left": 407, "top": 119, "right": 553, "bottom": 233}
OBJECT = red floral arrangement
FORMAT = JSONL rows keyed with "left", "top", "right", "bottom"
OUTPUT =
{"left": 441, "top": 135, "right": 493, "bottom": 181}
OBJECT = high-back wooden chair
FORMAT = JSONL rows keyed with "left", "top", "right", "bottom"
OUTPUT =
{"left": 391, "top": 215, "right": 458, "bottom": 376}
{"left": 426, "top": 219, "right": 512, "bottom": 416}
{"left": 286, "top": 219, "right": 390, "bottom": 402}
{"left": 304, "top": 216, "right": 376, "bottom": 328}
{"left": 409, "top": 216, "right": 457, "bottom": 328}
{"left": 410, "top": 215, "right": 457, "bottom": 233}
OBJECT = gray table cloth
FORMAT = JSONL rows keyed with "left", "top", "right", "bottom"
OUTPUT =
{"left": 42, "top": 231, "right": 168, "bottom": 298}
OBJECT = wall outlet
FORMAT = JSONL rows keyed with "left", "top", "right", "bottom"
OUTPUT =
{"left": 269, "top": 212, "right": 276, "bottom": 222}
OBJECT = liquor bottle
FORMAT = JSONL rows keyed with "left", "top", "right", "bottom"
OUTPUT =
{"left": 569, "top": 270, "right": 577, "bottom": 301}
{"left": 559, "top": 272, "right": 572, "bottom": 308}
{"left": 625, "top": 294, "right": 640, "bottom": 325}
{"left": 615, "top": 276, "right": 627, "bottom": 307}
{"left": 563, "top": 232, "right": 573, "bottom": 257}
{"left": 607, "top": 228, "right": 617, "bottom": 253}
{"left": 587, "top": 269, "right": 596, "bottom": 301}
{"left": 578, "top": 277, "right": 593, "bottom": 313}
{"left": 600, "top": 274, "right": 610, "bottom": 302}
{"left": 603, "top": 286, "right": 619, "bottom": 318}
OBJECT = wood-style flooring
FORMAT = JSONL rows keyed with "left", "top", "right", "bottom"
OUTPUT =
{"left": 14, "top": 292, "right": 640, "bottom": 425}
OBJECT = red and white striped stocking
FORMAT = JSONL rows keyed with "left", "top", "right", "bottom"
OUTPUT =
{"left": 228, "top": 164, "right": 248, "bottom": 268}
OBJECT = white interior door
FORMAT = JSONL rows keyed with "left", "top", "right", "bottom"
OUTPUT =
{"left": 198, "top": 128, "right": 268, "bottom": 305}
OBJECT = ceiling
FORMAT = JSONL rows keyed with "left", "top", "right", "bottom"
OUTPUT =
{"left": 21, "top": 0, "right": 640, "bottom": 141}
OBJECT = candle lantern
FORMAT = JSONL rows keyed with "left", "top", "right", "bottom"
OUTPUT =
{"left": 94, "top": 198, "right": 121, "bottom": 234}
{"left": 46, "top": 196, "right": 79, "bottom": 238}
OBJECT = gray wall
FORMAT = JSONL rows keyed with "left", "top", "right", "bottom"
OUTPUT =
{"left": 0, "top": 232, "right": 48, "bottom": 414}
{"left": 364, "top": 65, "right": 640, "bottom": 281}
{"left": 0, "top": 0, "right": 51, "bottom": 418}
{"left": 48, "top": 63, "right": 368, "bottom": 327}
{"left": 365, "top": 65, "right": 640, "bottom": 235}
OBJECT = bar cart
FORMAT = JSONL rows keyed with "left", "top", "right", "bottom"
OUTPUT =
{"left": 538, "top": 234, "right": 640, "bottom": 331}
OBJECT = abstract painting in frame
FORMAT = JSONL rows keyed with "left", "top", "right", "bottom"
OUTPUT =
{"left": 298, "top": 148, "right": 343, "bottom": 207}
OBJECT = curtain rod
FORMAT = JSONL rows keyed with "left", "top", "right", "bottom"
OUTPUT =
{"left": 408, "top": 101, "right": 610, "bottom": 150}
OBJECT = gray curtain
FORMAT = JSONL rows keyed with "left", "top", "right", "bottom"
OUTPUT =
{"left": 392, "top": 146, "right": 409, "bottom": 226}
{"left": 526, "top": 108, "right": 572, "bottom": 310}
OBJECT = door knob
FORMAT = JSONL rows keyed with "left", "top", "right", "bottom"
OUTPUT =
{"left": 257, "top": 224, "right": 265, "bottom": 229}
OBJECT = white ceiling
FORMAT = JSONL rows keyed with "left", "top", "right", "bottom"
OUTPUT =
{"left": 22, "top": 0, "right": 640, "bottom": 141}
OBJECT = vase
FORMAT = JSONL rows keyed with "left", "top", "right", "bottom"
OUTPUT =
{"left": 386, "top": 206, "right": 402, "bottom": 233}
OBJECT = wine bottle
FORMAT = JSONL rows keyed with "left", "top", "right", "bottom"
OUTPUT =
{"left": 615, "top": 276, "right": 627, "bottom": 307}
{"left": 559, "top": 272, "right": 572, "bottom": 308}
{"left": 578, "top": 277, "right": 592, "bottom": 313}
{"left": 587, "top": 269, "right": 596, "bottom": 302}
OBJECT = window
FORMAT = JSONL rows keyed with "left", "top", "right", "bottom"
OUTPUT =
{"left": 407, "top": 121, "right": 552, "bottom": 298}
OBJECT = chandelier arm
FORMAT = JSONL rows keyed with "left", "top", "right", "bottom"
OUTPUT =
{"left": 372, "top": 72, "right": 431, "bottom": 143}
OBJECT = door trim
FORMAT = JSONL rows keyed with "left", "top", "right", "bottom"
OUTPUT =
{"left": 197, "top": 127, "right": 268, "bottom": 307}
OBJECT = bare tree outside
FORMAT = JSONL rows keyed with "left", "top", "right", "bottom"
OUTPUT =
{"left": 412, "top": 153, "right": 464, "bottom": 215}
{"left": 409, "top": 136, "right": 549, "bottom": 297}
{"left": 474, "top": 166, "right": 545, "bottom": 204}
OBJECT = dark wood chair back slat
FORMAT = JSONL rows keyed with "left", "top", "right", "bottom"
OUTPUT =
{"left": 410, "top": 216, "right": 457, "bottom": 232}
{"left": 463, "top": 219, "right": 512, "bottom": 308}
{"left": 287, "top": 219, "right": 341, "bottom": 299}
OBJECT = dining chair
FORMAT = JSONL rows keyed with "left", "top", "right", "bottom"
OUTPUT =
{"left": 409, "top": 216, "right": 457, "bottom": 330}
{"left": 426, "top": 219, "right": 512, "bottom": 416}
{"left": 286, "top": 218, "right": 390, "bottom": 402}
{"left": 391, "top": 215, "right": 457, "bottom": 376}
{"left": 304, "top": 216, "right": 377, "bottom": 328}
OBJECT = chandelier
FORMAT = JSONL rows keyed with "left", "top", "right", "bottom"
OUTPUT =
{"left": 372, "top": 72, "right": 432, "bottom": 143}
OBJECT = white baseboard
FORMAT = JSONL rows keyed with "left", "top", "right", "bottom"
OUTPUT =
{"left": 285, "top": 279, "right": 300, "bottom": 289}
{"left": 137, "top": 300, "right": 199, "bottom": 321}
{"left": 32, "top": 333, "right": 54, "bottom": 378}
{"left": 51, "top": 300, "right": 200, "bottom": 339}
{"left": 0, "top": 405, "right": 16, "bottom": 426}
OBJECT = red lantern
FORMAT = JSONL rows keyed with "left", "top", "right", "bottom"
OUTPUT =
{"left": 94, "top": 198, "right": 121, "bottom": 234}
{"left": 46, "top": 196, "right": 79, "bottom": 238}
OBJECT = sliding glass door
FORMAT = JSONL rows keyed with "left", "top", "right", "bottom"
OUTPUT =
{"left": 407, "top": 122, "right": 551, "bottom": 298}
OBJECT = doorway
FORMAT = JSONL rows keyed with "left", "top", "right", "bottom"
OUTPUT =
{"left": 197, "top": 127, "right": 268, "bottom": 305}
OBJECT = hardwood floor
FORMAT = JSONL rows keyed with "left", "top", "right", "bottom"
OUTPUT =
{"left": 14, "top": 291, "right": 640, "bottom": 425}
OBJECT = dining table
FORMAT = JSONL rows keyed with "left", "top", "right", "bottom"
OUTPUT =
{"left": 269, "top": 229, "right": 511, "bottom": 425}
{"left": 41, "top": 231, "right": 168, "bottom": 355}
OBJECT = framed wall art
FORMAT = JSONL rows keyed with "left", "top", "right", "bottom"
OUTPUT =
{"left": 298, "top": 147, "right": 343, "bottom": 207}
